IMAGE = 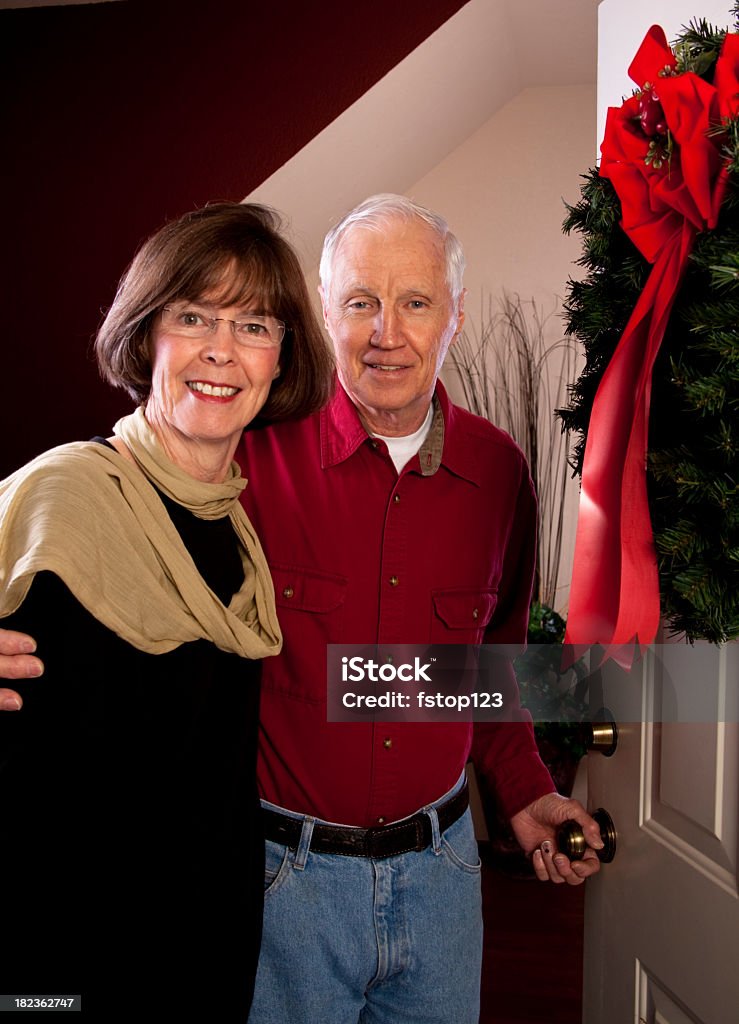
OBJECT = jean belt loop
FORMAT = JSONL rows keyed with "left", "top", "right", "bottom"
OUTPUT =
{"left": 425, "top": 805, "right": 443, "bottom": 855}
{"left": 294, "top": 816, "right": 315, "bottom": 871}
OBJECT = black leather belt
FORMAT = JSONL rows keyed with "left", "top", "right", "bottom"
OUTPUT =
{"left": 262, "top": 782, "right": 469, "bottom": 860}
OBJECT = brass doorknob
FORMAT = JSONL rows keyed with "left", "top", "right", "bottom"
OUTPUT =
{"left": 557, "top": 807, "right": 617, "bottom": 863}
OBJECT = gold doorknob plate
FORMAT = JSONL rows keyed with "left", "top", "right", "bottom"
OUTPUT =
{"left": 585, "top": 708, "right": 618, "bottom": 757}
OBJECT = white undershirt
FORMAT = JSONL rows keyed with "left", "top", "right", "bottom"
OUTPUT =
{"left": 373, "top": 405, "right": 434, "bottom": 473}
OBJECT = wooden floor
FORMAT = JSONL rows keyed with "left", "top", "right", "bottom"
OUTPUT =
{"left": 478, "top": 844, "right": 585, "bottom": 1024}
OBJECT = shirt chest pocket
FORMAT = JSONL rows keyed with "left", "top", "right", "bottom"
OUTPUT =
{"left": 430, "top": 587, "right": 498, "bottom": 644}
{"left": 265, "top": 564, "right": 348, "bottom": 703}
{"left": 271, "top": 565, "right": 347, "bottom": 614}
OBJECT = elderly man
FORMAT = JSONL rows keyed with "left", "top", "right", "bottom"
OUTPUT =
{"left": 0, "top": 195, "right": 602, "bottom": 1024}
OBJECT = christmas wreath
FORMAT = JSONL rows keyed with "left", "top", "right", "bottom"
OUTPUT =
{"left": 560, "top": 6, "right": 739, "bottom": 650}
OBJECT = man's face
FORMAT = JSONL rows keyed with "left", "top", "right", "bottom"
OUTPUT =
{"left": 320, "top": 217, "right": 464, "bottom": 436}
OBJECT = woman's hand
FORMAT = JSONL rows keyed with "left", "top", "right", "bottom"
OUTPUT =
{"left": 0, "top": 629, "right": 44, "bottom": 708}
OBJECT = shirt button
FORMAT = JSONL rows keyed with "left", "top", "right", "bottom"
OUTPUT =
{"left": 282, "top": 586, "right": 294, "bottom": 599}
{"left": 472, "top": 607, "right": 479, "bottom": 620}
{"left": 389, "top": 575, "right": 399, "bottom": 587}
{"left": 377, "top": 816, "right": 386, "bottom": 825}
{"left": 393, "top": 494, "right": 401, "bottom": 504}
{"left": 383, "top": 737, "right": 392, "bottom": 749}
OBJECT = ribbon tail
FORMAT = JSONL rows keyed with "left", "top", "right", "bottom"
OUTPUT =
{"left": 565, "top": 224, "right": 695, "bottom": 664}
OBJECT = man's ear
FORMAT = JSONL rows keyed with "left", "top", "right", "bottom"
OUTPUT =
{"left": 454, "top": 286, "right": 466, "bottom": 333}
{"left": 451, "top": 287, "right": 467, "bottom": 344}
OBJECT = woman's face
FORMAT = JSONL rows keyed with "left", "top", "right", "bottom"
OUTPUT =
{"left": 145, "top": 296, "right": 282, "bottom": 477}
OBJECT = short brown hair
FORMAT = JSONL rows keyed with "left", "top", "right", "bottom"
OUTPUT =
{"left": 95, "top": 201, "right": 334, "bottom": 421}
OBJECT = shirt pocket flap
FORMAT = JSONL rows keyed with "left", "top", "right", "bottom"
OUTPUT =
{"left": 432, "top": 588, "right": 498, "bottom": 630}
{"left": 270, "top": 564, "right": 347, "bottom": 614}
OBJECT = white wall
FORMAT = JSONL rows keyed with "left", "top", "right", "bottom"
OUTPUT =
{"left": 410, "top": 84, "right": 595, "bottom": 324}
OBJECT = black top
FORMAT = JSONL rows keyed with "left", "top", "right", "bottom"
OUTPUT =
{"left": 0, "top": 453, "right": 264, "bottom": 1022}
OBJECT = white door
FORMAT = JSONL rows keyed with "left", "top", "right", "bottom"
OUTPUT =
{"left": 582, "top": 640, "right": 739, "bottom": 1024}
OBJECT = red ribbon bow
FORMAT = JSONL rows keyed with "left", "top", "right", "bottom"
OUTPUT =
{"left": 565, "top": 26, "right": 739, "bottom": 664}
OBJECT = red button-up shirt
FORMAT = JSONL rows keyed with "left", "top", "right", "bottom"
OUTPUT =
{"left": 237, "top": 381, "right": 554, "bottom": 827}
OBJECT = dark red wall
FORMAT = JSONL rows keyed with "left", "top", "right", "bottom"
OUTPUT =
{"left": 2, "top": 0, "right": 467, "bottom": 476}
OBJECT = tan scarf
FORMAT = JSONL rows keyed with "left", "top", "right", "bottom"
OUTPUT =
{"left": 0, "top": 406, "right": 281, "bottom": 659}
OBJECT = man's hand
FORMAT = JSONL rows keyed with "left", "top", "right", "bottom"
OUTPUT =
{"left": 510, "top": 792, "right": 603, "bottom": 885}
{"left": 0, "top": 629, "right": 44, "bottom": 709}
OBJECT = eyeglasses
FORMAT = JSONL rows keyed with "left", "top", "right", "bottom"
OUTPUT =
{"left": 161, "top": 304, "right": 286, "bottom": 348}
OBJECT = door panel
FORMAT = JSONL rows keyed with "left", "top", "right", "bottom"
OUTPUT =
{"left": 582, "top": 643, "right": 739, "bottom": 1024}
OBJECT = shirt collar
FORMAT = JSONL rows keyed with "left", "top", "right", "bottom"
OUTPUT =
{"left": 319, "top": 380, "right": 373, "bottom": 468}
{"left": 319, "top": 377, "right": 482, "bottom": 486}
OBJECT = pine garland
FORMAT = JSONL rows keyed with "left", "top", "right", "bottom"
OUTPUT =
{"left": 559, "top": 7, "right": 739, "bottom": 644}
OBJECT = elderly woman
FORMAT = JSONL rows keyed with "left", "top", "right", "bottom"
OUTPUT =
{"left": 0, "top": 202, "right": 333, "bottom": 1019}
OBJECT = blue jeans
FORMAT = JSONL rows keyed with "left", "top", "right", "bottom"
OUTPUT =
{"left": 247, "top": 785, "right": 483, "bottom": 1024}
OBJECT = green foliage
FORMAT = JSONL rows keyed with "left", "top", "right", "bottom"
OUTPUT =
{"left": 673, "top": 18, "right": 727, "bottom": 77}
{"left": 558, "top": 15, "right": 739, "bottom": 644}
{"left": 517, "top": 604, "right": 590, "bottom": 759}
{"left": 525, "top": 601, "right": 567, "bottom": 644}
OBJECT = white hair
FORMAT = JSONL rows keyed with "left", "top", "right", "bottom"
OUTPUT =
{"left": 319, "top": 193, "right": 466, "bottom": 303}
